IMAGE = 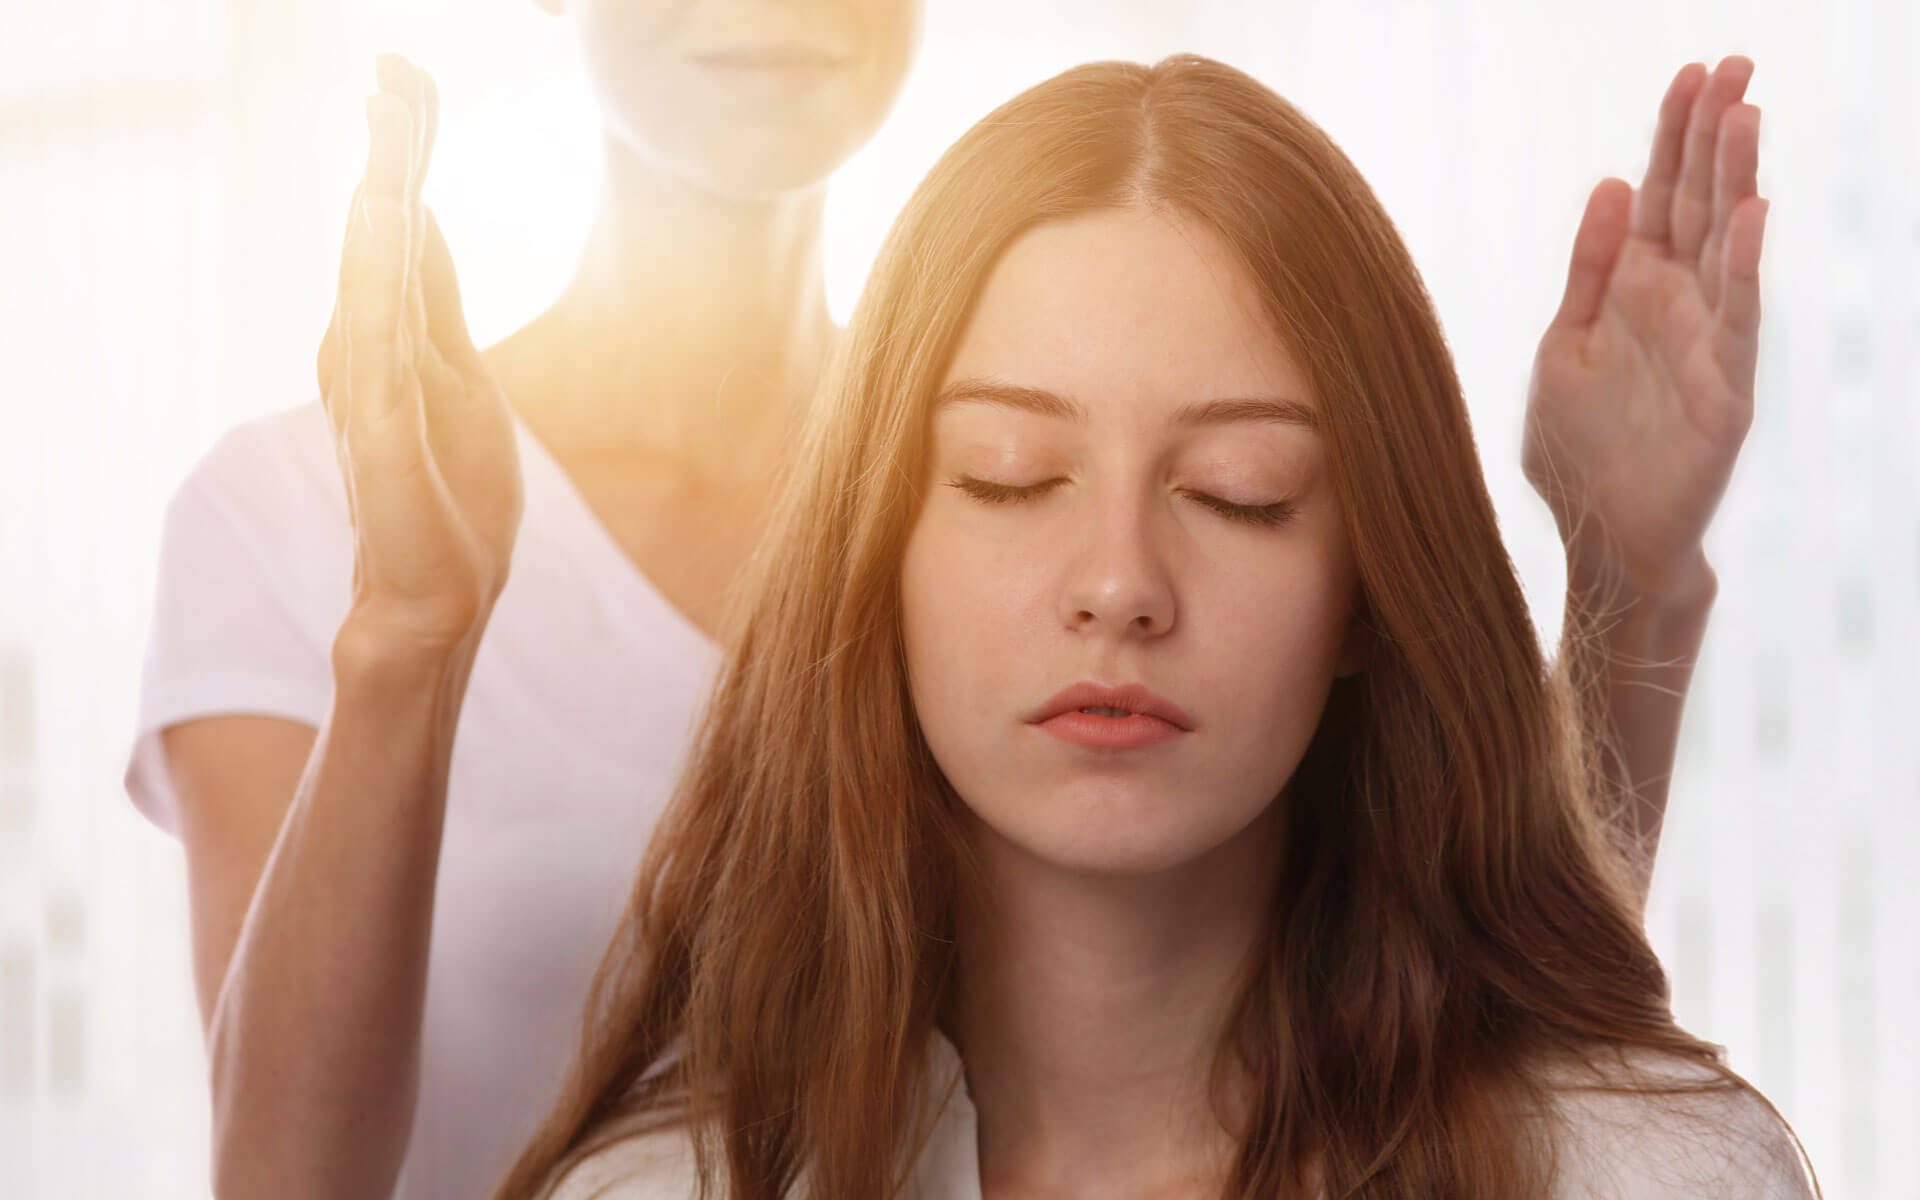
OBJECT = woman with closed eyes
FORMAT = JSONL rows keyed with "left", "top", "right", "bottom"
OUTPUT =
{"left": 484, "top": 53, "right": 1807, "bottom": 1200}
{"left": 123, "top": 1, "right": 1770, "bottom": 1194}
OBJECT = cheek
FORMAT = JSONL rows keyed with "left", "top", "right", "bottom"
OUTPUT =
{"left": 899, "top": 513, "right": 1043, "bottom": 730}
{"left": 854, "top": 0, "right": 922, "bottom": 82}
{"left": 1193, "top": 544, "right": 1356, "bottom": 708}
{"left": 900, "top": 522, "right": 971, "bottom": 769}
{"left": 574, "top": 0, "right": 682, "bottom": 41}
{"left": 901, "top": 518, "right": 986, "bottom": 693}
{"left": 572, "top": 0, "right": 680, "bottom": 77}
{"left": 572, "top": 10, "right": 678, "bottom": 140}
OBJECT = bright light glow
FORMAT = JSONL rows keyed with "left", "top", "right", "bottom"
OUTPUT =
{"left": 4, "top": 2, "right": 1915, "bottom": 1197}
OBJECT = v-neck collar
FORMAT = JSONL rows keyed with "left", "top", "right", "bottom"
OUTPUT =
{"left": 510, "top": 406, "right": 722, "bottom": 657}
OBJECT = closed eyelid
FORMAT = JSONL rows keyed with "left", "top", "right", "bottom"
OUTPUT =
{"left": 945, "top": 473, "right": 1298, "bottom": 528}
{"left": 932, "top": 425, "right": 1313, "bottom": 496}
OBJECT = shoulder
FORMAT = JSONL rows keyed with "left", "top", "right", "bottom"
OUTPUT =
{"left": 544, "top": 1126, "right": 703, "bottom": 1200}
{"left": 172, "top": 399, "right": 344, "bottom": 528}
{"left": 1538, "top": 1046, "right": 1815, "bottom": 1199}
{"left": 149, "top": 400, "right": 353, "bottom": 634}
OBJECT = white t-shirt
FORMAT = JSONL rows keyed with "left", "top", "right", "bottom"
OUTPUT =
{"left": 124, "top": 399, "right": 723, "bottom": 1200}
{"left": 546, "top": 1033, "right": 1818, "bottom": 1200}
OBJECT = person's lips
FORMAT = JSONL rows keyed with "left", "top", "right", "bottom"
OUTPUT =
{"left": 688, "top": 46, "right": 852, "bottom": 71}
{"left": 685, "top": 46, "right": 851, "bottom": 100}
{"left": 1023, "top": 681, "right": 1195, "bottom": 731}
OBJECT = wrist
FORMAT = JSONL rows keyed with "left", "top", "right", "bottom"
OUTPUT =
{"left": 332, "top": 607, "right": 485, "bottom": 688}
{"left": 1566, "top": 553, "right": 1717, "bottom": 657}
{"left": 1566, "top": 540, "right": 1717, "bottom": 611}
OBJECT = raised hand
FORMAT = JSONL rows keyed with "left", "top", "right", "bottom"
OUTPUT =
{"left": 317, "top": 54, "right": 524, "bottom": 655}
{"left": 1524, "top": 56, "right": 1767, "bottom": 603}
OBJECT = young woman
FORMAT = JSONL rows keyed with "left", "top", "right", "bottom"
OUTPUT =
{"left": 122, "top": 3, "right": 1759, "bottom": 1197}
{"left": 485, "top": 55, "right": 1806, "bottom": 1199}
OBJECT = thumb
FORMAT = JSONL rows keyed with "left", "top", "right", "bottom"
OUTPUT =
{"left": 420, "top": 206, "right": 485, "bottom": 377}
{"left": 1552, "top": 177, "right": 1634, "bottom": 330}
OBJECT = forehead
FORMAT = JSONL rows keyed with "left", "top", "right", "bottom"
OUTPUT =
{"left": 940, "top": 206, "right": 1311, "bottom": 415}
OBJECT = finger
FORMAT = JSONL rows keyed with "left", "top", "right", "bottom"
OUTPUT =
{"left": 373, "top": 59, "right": 426, "bottom": 293}
{"left": 393, "top": 58, "right": 431, "bottom": 240}
{"left": 1672, "top": 55, "right": 1754, "bottom": 262}
{"left": 1709, "top": 103, "right": 1761, "bottom": 243}
{"left": 1710, "top": 195, "right": 1768, "bottom": 397}
{"left": 1553, "top": 178, "right": 1634, "bottom": 330}
{"left": 418, "top": 342, "right": 468, "bottom": 419}
{"left": 416, "top": 341, "right": 483, "bottom": 493}
{"left": 421, "top": 336, "right": 520, "bottom": 540}
{"left": 1699, "top": 102, "right": 1761, "bottom": 307}
{"left": 318, "top": 303, "right": 340, "bottom": 409}
{"left": 341, "top": 358, "right": 438, "bottom": 548}
{"left": 318, "top": 282, "right": 343, "bottom": 409}
{"left": 416, "top": 63, "right": 440, "bottom": 205}
{"left": 326, "top": 263, "right": 354, "bottom": 437}
{"left": 1630, "top": 61, "right": 1708, "bottom": 244}
{"left": 334, "top": 178, "right": 368, "bottom": 298}
{"left": 404, "top": 63, "right": 438, "bottom": 356}
{"left": 380, "top": 58, "right": 437, "bottom": 385}
{"left": 321, "top": 178, "right": 375, "bottom": 434}
{"left": 344, "top": 91, "right": 416, "bottom": 436}
{"left": 421, "top": 207, "right": 487, "bottom": 377}
{"left": 413, "top": 202, "right": 517, "bottom": 532}
{"left": 376, "top": 57, "right": 436, "bottom": 269}
{"left": 413, "top": 209, "right": 484, "bottom": 447}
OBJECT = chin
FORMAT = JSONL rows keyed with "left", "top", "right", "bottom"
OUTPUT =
{"left": 619, "top": 121, "right": 874, "bottom": 198}
{"left": 604, "top": 71, "right": 894, "bottom": 198}
{"left": 695, "top": 137, "right": 867, "bottom": 196}
{"left": 967, "top": 784, "right": 1251, "bottom": 881}
{"left": 1038, "top": 840, "right": 1215, "bottom": 880}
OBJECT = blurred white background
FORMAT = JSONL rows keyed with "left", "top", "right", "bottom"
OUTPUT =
{"left": 2, "top": 0, "right": 1915, "bottom": 1196}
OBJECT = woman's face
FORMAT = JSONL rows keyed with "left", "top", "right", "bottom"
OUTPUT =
{"left": 558, "top": 0, "right": 922, "bottom": 196}
{"left": 900, "top": 206, "right": 1365, "bottom": 877}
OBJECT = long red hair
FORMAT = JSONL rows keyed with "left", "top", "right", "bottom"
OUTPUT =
{"left": 494, "top": 55, "right": 1793, "bottom": 1198}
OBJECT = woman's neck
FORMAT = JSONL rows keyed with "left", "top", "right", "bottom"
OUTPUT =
{"left": 497, "top": 136, "right": 835, "bottom": 482}
{"left": 949, "top": 803, "right": 1283, "bottom": 1198}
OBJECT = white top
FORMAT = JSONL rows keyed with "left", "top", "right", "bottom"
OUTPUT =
{"left": 548, "top": 1032, "right": 1817, "bottom": 1200}
{"left": 123, "top": 399, "right": 723, "bottom": 1200}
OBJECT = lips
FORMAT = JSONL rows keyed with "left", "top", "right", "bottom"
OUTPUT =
{"left": 689, "top": 46, "right": 852, "bottom": 70}
{"left": 1024, "top": 681, "right": 1195, "bottom": 730}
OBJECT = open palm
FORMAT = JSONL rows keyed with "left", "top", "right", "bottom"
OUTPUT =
{"left": 316, "top": 54, "right": 525, "bottom": 651}
{"left": 1524, "top": 57, "right": 1768, "bottom": 601}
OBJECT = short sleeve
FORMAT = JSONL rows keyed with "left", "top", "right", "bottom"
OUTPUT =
{"left": 1548, "top": 1051, "right": 1817, "bottom": 1198}
{"left": 122, "top": 422, "right": 343, "bottom": 838}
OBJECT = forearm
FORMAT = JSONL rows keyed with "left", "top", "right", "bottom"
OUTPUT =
{"left": 1556, "top": 555, "right": 1718, "bottom": 910}
{"left": 206, "top": 618, "right": 479, "bottom": 1199}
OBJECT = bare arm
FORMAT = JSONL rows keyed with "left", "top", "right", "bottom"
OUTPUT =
{"left": 1526, "top": 56, "right": 1766, "bottom": 910}
{"left": 165, "top": 717, "right": 316, "bottom": 1038}
{"left": 177, "top": 50, "right": 523, "bottom": 1198}
{"left": 183, "top": 628, "right": 480, "bottom": 1197}
{"left": 1555, "top": 554, "right": 1718, "bottom": 907}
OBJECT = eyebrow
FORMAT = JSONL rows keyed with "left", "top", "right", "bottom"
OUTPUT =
{"left": 934, "top": 379, "right": 1320, "bottom": 433}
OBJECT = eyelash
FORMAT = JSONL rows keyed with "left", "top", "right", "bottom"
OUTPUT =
{"left": 945, "top": 475, "right": 1298, "bottom": 528}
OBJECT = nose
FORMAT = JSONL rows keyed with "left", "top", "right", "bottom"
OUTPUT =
{"left": 1057, "top": 490, "right": 1178, "bottom": 640}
